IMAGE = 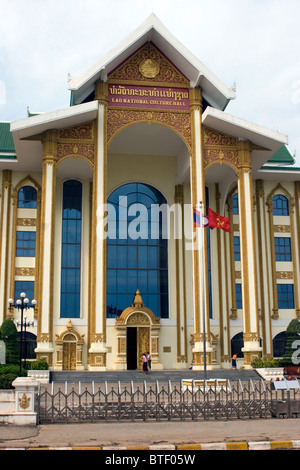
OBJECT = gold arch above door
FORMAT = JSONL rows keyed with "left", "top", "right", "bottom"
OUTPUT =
{"left": 114, "top": 290, "right": 162, "bottom": 370}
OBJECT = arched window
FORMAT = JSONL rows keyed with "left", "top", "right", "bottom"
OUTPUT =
{"left": 18, "top": 186, "right": 37, "bottom": 208}
{"left": 60, "top": 180, "right": 82, "bottom": 318}
{"left": 107, "top": 183, "right": 168, "bottom": 318}
{"left": 231, "top": 332, "right": 244, "bottom": 358}
{"left": 273, "top": 332, "right": 287, "bottom": 358}
{"left": 272, "top": 195, "right": 289, "bottom": 216}
{"left": 17, "top": 332, "right": 37, "bottom": 360}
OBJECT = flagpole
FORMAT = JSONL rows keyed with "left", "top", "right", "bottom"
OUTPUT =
{"left": 199, "top": 201, "right": 207, "bottom": 381}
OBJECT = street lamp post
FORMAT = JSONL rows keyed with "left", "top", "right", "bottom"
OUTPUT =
{"left": 8, "top": 294, "right": 37, "bottom": 375}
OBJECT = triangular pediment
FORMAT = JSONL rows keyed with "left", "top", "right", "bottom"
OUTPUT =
{"left": 68, "top": 14, "right": 235, "bottom": 109}
{"left": 108, "top": 42, "right": 189, "bottom": 87}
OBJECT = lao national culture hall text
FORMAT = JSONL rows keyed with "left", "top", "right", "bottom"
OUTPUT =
{"left": 1, "top": 15, "right": 299, "bottom": 371}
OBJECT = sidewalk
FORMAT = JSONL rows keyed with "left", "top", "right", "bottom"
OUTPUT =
{"left": 1, "top": 419, "right": 300, "bottom": 450}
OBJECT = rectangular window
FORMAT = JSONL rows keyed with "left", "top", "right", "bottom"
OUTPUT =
{"left": 234, "top": 236, "right": 240, "bottom": 261}
{"left": 277, "top": 284, "right": 295, "bottom": 309}
{"left": 60, "top": 181, "right": 82, "bottom": 319}
{"left": 14, "top": 281, "right": 35, "bottom": 305}
{"left": 274, "top": 237, "right": 292, "bottom": 261}
{"left": 16, "top": 231, "right": 36, "bottom": 257}
{"left": 236, "top": 284, "right": 242, "bottom": 309}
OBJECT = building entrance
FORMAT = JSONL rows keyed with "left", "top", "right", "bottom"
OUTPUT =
{"left": 127, "top": 327, "right": 137, "bottom": 370}
{"left": 62, "top": 334, "right": 77, "bottom": 370}
{"left": 126, "top": 326, "right": 150, "bottom": 370}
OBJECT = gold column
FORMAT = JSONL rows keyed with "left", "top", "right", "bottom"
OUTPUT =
{"left": 0, "top": 170, "right": 12, "bottom": 322}
{"left": 88, "top": 80, "right": 108, "bottom": 370}
{"left": 175, "top": 185, "right": 187, "bottom": 365}
{"left": 255, "top": 180, "right": 272, "bottom": 358}
{"left": 35, "top": 130, "right": 57, "bottom": 366}
{"left": 237, "top": 140, "right": 261, "bottom": 366}
{"left": 190, "top": 88, "right": 213, "bottom": 369}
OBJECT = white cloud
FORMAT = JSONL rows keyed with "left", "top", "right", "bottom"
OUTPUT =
{"left": 0, "top": 0, "right": 299, "bottom": 160}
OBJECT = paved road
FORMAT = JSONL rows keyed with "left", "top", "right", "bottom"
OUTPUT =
{"left": 0, "top": 419, "right": 300, "bottom": 450}
{"left": 1, "top": 370, "right": 299, "bottom": 450}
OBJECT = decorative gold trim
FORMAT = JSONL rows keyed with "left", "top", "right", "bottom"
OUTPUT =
{"left": 0, "top": 170, "right": 12, "bottom": 319}
{"left": 276, "top": 271, "right": 294, "bottom": 280}
{"left": 108, "top": 42, "right": 189, "bottom": 87}
{"left": 15, "top": 268, "right": 35, "bottom": 276}
{"left": 107, "top": 108, "right": 192, "bottom": 152}
{"left": 19, "top": 393, "right": 30, "bottom": 409}
{"left": 16, "top": 218, "right": 37, "bottom": 227}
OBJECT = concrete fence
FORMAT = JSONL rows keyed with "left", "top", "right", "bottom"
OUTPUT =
{"left": 0, "top": 378, "right": 38, "bottom": 425}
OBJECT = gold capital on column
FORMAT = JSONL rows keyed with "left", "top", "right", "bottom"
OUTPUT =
{"left": 237, "top": 139, "right": 252, "bottom": 172}
{"left": 95, "top": 80, "right": 108, "bottom": 105}
{"left": 42, "top": 129, "right": 58, "bottom": 162}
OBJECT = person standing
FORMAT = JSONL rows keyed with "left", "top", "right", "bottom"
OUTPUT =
{"left": 142, "top": 353, "right": 148, "bottom": 374}
{"left": 147, "top": 352, "right": 151, "bottom": 371}
{"left": 232, "top": 353, "right": 237, "bottom": 370}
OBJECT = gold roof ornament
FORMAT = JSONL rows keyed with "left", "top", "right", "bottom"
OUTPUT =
{"left": 132, "top": 289, "right": 144, "bottom": 309}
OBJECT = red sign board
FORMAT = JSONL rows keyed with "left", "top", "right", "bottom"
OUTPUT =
{"left": 108, "top": 84, "right": 190, "bottom": 112}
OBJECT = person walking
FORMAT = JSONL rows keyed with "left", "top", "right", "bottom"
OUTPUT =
{"left": 142, "top": 353, "right": 148, "bottom": 374}
{"left": 147, "top": 352, "right": 151, "bottom": 371}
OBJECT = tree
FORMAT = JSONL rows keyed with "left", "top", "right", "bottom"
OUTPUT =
{"left": 0, "top": 319, "right": 19, "bottom": 364}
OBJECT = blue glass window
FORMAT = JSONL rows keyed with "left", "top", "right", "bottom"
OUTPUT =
{"left": 107, "top": 183, "right": 168, "bottom": 318}
{"left": 18, "top": 186, "right": 37, "bottom": 208}
{"left": 60, "top": 180, "right": 82, "bottom": 318}
{"left": 273, "top": 195, "right": 289, "bottom": 216}
{"left": 277, "top": 284, "right": 295, "bottom": 309}
{"left": 234, "top": 236, "right": 241, "bottom": 261}
{"left": 274, "top": 237, "right": 292, "bottom": 261}
{"left": 232, "top": 193, "right": 239, "bottom": 215}
{"left": 14, "top": 281, "right": 35, "bottom": 306}
{"left": 236, "top": 284, "right": 242, "bottom": 309}
{"left": 16, "top": 231, "right": 36, "bottom": 257}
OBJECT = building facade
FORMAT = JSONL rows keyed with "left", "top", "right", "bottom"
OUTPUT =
{"left": 0, "top": 15, "right": 299, "bottom": 371}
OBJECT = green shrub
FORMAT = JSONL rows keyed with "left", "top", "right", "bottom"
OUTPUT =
{"left": 0, "top": 319, "right": 19, "bottom": 364}
{"left": 29, "top": 359, "right": 49, "bottom": 370}
{"left": 251, "top": 358, "right": 283, "bottom": 369}
{"left": 0, "top": 374, "right": 17, "bottom": 389}
{"left": 0, "top": 364, "right": 26, "bottom": 389}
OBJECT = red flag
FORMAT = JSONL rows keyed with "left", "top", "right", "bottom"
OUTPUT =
{"left": 208, "top": 208, "right": 231, "bottom": 232}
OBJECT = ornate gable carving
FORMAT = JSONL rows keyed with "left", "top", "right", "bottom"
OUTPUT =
{"left": 108, "top": 42, "right": 189, "bottom": 87}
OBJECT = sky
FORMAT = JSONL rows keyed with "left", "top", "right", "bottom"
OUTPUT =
{"left": 0, "top": 0, "right": 299, "bottom": 163}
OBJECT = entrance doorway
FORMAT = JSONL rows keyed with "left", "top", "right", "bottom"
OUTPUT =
{"left": 126, "top": 326, "right": 150, "bottom": 370}
{"left": 127, "top": 327, "right": 137, "bottom": 370}
{"left": 62, "top": 334, "right": 77, "bottom": 370}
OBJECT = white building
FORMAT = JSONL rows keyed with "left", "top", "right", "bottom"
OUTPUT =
{"left": 0, "top": 15, "right": 299, "bottom": 371}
